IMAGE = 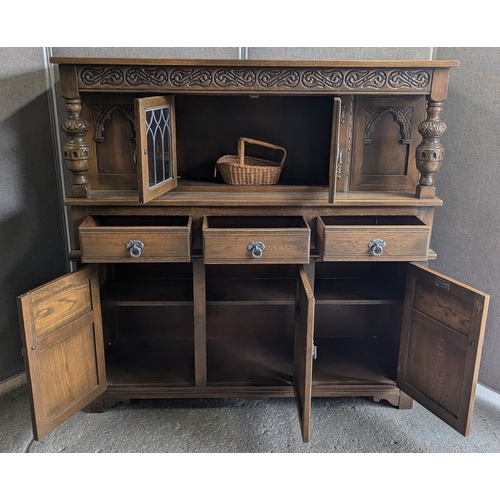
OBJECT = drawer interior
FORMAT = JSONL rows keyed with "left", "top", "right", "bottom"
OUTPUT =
{"left": 83, "top": 215, "right": 191, "bottom": 227}
{"left": 204, "top": 216, "right": 308, "bottom": 229}
{"left": 320, "top": 215, "right": 426, "bottom": 226}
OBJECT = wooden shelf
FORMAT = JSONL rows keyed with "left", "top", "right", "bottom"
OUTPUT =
{"left": 206, "top": 278, "right": 296, "bottom": 305}
{"left": 207, "top": 338, "right": 294, "bottom": 387}
{"left": 205, "top": 337, "right": 396, "bottom": 389}
{"left": 312, "top": 338, "right": 397, "bottom": 386}
{"left": 65, "top": 189, "right": 443, "bottom": 207}
{"left": 105, "top": 339, "right": 194, "bottom": 386}
{"left": 314, "top": 278, "right": 403, "bottom": 305}
{"left": 101, "top": 279, "right": 193, "bottom": 306}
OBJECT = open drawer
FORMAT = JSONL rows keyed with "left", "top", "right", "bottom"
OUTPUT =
{"left": 316, "top": 216, "right": 431, "bottom": 262}
{"left": 79, "top": 215, "right": 192, "bottom": 263}
{"left": 202, "top": 216, "right": 310, "bottom": 264}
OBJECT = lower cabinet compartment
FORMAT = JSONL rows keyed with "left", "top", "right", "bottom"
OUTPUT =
{"left": 19, "top": 256, "right": 487, "bottom": 441}
{"left": 311, "top": 262, "right": 405, "bottom": 398}
{"left": 99, "top": 261, "right": 407, "bottom": 398}
{"left": 100, "top": 263, "right": 196, "bottom": 389}
{"left": 205, "top": 264, "right": 296, "bottom": 390}
{"left": 206, "top": 337, "right": 294, "bottom": 388}
{"left": 104, "top": 338, "right": 195, "bottom": 386}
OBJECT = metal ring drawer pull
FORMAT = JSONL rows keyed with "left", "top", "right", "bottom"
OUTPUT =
{"left": 248, "top": 241, "right": 266, "bottom": 259}
{"left": 126, "top": 240, "right": 145, "bottom": 258}
{"left": 368, "top": 238, "right": 386, "bottom": 257}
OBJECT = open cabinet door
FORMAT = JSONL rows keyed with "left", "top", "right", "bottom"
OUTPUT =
{"left": 328, "top": 97, "right": 342, "bottom": 204}
{"left": 17, "top": 266, "right": 106, "bottom": 440}
{"left": 293, "top": 265, "right": 315, "bottom": 442}
{"left": 397, "top": 263, "right": 489, "bottom": 436}
{"left": 135, "top": 95, "right": 177, "bottom": 203}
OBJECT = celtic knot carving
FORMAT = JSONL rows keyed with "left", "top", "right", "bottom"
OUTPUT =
{"left": 388, "top": 70, "right": 430, "bottom": 89}
{"left": 258, "top": 69, "right": 300, "bottom": 88}
{"left": 81, "top": 67, "right": 124, "bottom": 86}
{"left": 125, "top": 67, "right": 168, "bottom": 86}
{"left": 365, "top": 106, "right": 414, "bottom": 144}
{"left": 301, "top": 70, "right": 343, "bottom": 88}
{"left": 345, "top": 70, "right": 386, "bottom": 88}
{"left": 170, "top": 68, "right": 212, "bottom": 87}
{"left": 77, "top": 64, "right": 435, "bottom": 93}
{"left": 214, "top": 69, "right": 256, "bottom": 87}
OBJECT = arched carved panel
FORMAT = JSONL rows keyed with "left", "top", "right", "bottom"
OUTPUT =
{"left": 92, "top": 104, "right": 135, "bottom": 142}
{"left": 91, "top": 104, "right": 136, "bottom": 177}
{"left": 351, "top": 96, "right": 425, "bottom": 191}
{"left": 364, "top": 106, "right": 414, "bottom": 145}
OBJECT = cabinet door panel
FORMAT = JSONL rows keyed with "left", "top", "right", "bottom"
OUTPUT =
{"left": 17, "top": 267, "right": 106, "bottom": 440}
{"left": 293, "top": 265, "right": 315, "bottom": 442}
{"left": 397, "top": 263, "right": 489, "bottom": 436}
{"left": 135, "top": 95, "right": 177, "bottom": 203}
{"left": 351, "top": 96, "right": 425, "bottom": 191}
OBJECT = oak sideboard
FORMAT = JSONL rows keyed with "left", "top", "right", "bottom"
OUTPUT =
{"left": 18, "top": 57, "right": 489, "bottom": 442}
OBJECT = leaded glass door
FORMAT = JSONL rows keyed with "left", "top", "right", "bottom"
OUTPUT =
{"left": 135, "top": 96, "right": 177, "bottom": 203}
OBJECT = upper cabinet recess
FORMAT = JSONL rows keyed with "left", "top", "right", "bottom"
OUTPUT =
{"left": 53, "top": 58, "right": 459, "bottom": 204}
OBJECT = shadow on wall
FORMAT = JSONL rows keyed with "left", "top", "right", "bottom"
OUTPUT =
{"left": 0, "top": 75, "right": 68, "bottom": 382}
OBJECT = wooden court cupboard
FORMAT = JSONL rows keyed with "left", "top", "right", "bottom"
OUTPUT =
{"left": 18, "top": 57, "right": 490, "bottom": 443}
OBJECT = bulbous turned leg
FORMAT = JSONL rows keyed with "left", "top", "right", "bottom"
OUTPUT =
{"left": 415, "top": 100, "right": 447, "bottom": 198}
{"left": 61, "top": 97, "right": 92, "bottom": 198}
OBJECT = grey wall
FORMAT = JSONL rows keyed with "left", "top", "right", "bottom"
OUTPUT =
{"left": 431, "top": 48, "right": 500, "bottom": 392}
{"left": 0, "top": 48, "right": 67, "bottom": 382}
{"left": 248, "top": 47, "right": 432, "bottom": 60}
{"left": 51, "top": 47, "right": 239, "bottom": 58}
{"left": 2, "top": 47, "right": 499, "bottom": 395}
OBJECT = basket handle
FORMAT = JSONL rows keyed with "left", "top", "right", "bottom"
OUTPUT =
{"left": 237, "top": 137, "right": 287, "bottom": 167}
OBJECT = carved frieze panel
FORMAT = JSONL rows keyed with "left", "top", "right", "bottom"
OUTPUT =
{"left": 76, "top": 65, "right": 433, "bottom": 93}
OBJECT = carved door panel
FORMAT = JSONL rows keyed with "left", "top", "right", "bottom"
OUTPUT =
{"left": 397, "top": 263, "right": 489, "bottom": 436}
{"left": 328, "top": 97, "right": 342, "bottom": 203}
{"left": 135, "top": 95, "right": 178, "bottom": 203}
{"left": 17, "top": 266, "right": 106, "bottom": 440}
{"left": 351, "top": 96, "right": 426, "bottom": 191}
{"left": 293, "top": 265, "right": 315, "bottom": 442}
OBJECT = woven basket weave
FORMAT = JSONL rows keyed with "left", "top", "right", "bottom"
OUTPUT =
{"left": 215, "top": 137, "right": 286, "bottom": 185}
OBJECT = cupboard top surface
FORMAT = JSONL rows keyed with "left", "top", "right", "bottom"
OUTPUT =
{"left": 50, "top": 57, "right": 460, "bottom": 67}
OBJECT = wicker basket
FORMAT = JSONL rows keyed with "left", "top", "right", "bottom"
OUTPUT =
{"left": 215, "top": 137, "right": 287, "bottom": 185}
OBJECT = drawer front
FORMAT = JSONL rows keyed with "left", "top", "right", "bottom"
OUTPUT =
{"left": 203, "top": 217, "right": 310, "bottom": 264}
{"left": 79, "top": 216, "right": 192, "bottom": 263}
{"left": 317, "top": 216, "right": 431, "bottom": 262}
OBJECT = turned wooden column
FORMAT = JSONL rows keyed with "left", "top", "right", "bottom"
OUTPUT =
{"left": 415, "top": 100, "right": 447, "bottom": 198}
{"left": 61, "top": 97, "right": 92, "bottom": 198}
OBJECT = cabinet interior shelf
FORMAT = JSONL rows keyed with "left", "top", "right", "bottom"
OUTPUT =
{"left": 102, "top": 277, "right": 403, "bottom": 306}
{"left": 105, "top": 339, "right": 195, "bottom": 387}
{"left": 207, "top": 337, "right": 395, "bottom": 388}
{"left": 101, "top": 279, "right": 193, "bottom": 306}
{"left": 207, "top": 278, "right": 295, "bottom": 305}
{"left": 104, "top": 337, "right": 395, "bottom": 390}
{"left": 314, "top": 278, "right": 404, "bottom": 305}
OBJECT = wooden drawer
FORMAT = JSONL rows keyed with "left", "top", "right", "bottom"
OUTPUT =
{"left": 317, "top": 216, "right": 431, "bottom": 262}
{"left": 203, "top": 216, "right": 310, "bottom": 264}
{"left": 79, "top": 216, "right": 192, "bottom": 263}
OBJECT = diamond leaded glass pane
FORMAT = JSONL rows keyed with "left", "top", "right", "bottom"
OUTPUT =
{"left": 145, "top": 106, "right": 172, "bottom": 188}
